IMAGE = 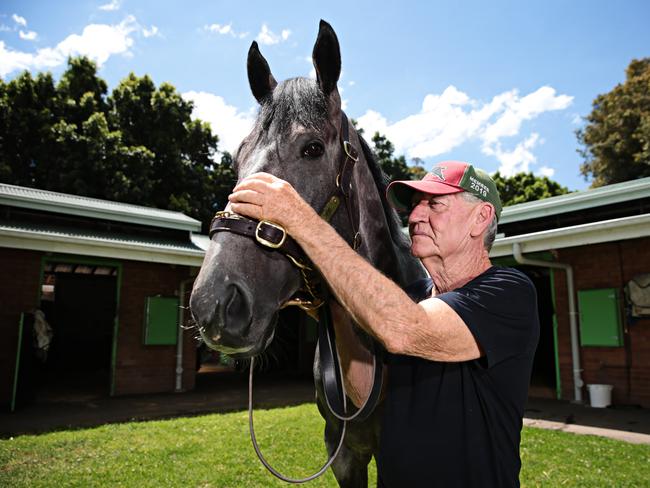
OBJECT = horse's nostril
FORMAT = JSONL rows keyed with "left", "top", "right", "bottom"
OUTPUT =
{"left": 189, "top": 291, "right": 217, "bottom": 329}
{"left": 225, "top": 283, "right": 252, "bottom": 331}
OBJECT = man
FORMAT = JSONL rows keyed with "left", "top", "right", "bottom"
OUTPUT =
{"left": 229, "top": 160, "right": 539, "bottom": 487}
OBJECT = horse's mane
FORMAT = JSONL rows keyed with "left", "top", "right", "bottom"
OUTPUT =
{"left": 258, "top": 78, "right": 328, "bottom": 135}
{"left": 356, "top": 133, "right": 412, "bottom": 255}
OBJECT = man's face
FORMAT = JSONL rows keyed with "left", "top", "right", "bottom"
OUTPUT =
{"left": 407, "top": 191, "right": 477, "bottom": 263}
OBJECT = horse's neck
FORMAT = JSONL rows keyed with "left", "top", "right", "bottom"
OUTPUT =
{"left": 354, "top": 166, "right": 425, "bottom": 289}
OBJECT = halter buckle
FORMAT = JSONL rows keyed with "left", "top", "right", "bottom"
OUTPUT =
{"left": 213, "top": 209, "right": 245, "bottom": 220}
{"left": 255, "top": 220, "right": 287, "bottom": 249}
{"left": 343, "top": 141, "right": 359, "bottom": 162}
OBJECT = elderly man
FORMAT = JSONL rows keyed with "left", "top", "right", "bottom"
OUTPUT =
{"left": 229, "top": 160, "right": 539, "bottom": 488}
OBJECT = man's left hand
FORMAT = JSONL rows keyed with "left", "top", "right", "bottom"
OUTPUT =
{"left": 228, "top": 172, "right": 314, "bottom": 232}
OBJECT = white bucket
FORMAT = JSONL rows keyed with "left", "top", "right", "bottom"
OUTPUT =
{"left": 587, "top": 384, "right": 613, "bottom": 408}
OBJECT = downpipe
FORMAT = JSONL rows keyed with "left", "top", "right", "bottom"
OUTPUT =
{"left": 176, "top": 277, "right": 195, "bottom": 392}
{"left": 512, "top": 242, "right": 584, "bottom": 403}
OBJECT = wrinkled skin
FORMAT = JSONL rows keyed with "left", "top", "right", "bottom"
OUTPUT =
{"left": 190, "top": 20, "right": 425, "bottom": 487}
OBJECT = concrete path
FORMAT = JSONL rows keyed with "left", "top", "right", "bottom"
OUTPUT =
{"left": 2, "top": 373, "right": 649, "bottom": 445}
{"left": 524, "top": 396, "right": 650, "bottom": 444}
{"left": 523, "top": 418, "right": 650, "bottom": 445}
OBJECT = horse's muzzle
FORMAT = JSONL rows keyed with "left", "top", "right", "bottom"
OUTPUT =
{"left": 190, "top": 282, "right": 256, "bottom": 353}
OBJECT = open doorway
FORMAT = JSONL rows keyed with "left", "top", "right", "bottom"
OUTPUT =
{"left": 37, "top": 259, "right": 119, "bottom": 402}
{"left": 521, "top": 266, "right": 558, "bottom": 399}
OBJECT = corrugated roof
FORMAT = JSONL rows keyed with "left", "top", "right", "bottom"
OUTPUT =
{"left": 0, "top": 183, "right": 201, "bottom": 232}
{"left": 499, "top": 176, "right": 650, "bottom": 224}
{"left": 0, "top": 222, "right": 205, "bottom": 266}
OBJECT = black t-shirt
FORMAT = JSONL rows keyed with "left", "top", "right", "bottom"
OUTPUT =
{"left": 377, "top": 266, "right": 539, "bottom": 488}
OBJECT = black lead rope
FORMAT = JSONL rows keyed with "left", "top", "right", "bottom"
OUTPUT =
{"left": 319, "top": 302, "right": 384, "bottom": 422}
{"left": 248, "top": 304, "right": 348, "bottom": 483}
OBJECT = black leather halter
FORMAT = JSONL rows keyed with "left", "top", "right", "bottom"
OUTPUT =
{"left": 209, "top": 112, "right": 383, "bottom": 483}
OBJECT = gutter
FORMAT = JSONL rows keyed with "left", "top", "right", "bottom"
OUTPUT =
{"left": 513, "top": 243, "right": 584, "bottom": 403}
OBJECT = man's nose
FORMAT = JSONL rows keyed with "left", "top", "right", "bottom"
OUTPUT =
{"left": 408, "top": 203, "right": 427, "bottom": 224}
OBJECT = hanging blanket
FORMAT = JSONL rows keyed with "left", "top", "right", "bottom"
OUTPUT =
{"left": 626, "top": 273, "right": 650, "bottom": 317}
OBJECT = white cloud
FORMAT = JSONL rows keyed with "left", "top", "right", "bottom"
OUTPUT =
{"left": 256, "top": 24, "right": 291, "bottom": 45}
{"left": 19, "top": 30, "right": 38, "bottom": 41}
{"left": 142, "top": 25, "right": 159, "bottom": 38}
{"left": 206, "top": 23, "right": 232, "bottom": 35}
{"left": 99, "top": 0, "right": 121, "bottom": 11}
{"left": 481, "top": 86, "right": 572, "bottom": 144}
{"left": 538, "top": 165, "right": 555, "bottom": 177}
{"left": 204, "top": 22, "right": 248, "bottom": 39}
{"left": 356, "top": 84, "right": 572, "bottom": 176}
{"left": 0, "top": 25, "right": 11, "bottom": 32}
{"left": 12, "top": 14, "right": 27, "bottom": 27}
{"left": 483, "top": 133, "right": 540, "bottom": 175}
{"left": 0, "top": 16, "right": 147, "bottom": 77}
{"left": 183, "top": 91, "right": 256, "bottom": 154}
{"left": 348, "top": 80, "right": 355, "bottom": 86}
{"left": 571, "top": 113, "right": 582, "bottom": 125}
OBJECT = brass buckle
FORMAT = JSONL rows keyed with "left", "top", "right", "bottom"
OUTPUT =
{"left": 214, "top": 210, "right": 242, "bottom": 220}
{"left": 255, "top": 220, "right": 287, "bottom": 249}
{"left": 343, "top": 141, "right": 359, "bottom": 162}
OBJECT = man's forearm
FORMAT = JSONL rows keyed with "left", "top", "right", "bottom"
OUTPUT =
{"left": 290, "top": 208, "right": 424, "bottom": 352}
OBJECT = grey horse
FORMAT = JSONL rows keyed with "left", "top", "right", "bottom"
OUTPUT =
{"left": 190, "top": 20, "right": 425, "bottom": 487}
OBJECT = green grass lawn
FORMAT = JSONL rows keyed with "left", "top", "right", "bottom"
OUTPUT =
{"left": 1, "top": 404, "right": 648, "bottom": 487}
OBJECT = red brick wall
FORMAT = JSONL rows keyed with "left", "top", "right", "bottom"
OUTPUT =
{"left": 0, "top": 249, "right": 42, "bottom": 407}
{"left": 114, "top": 260, "right": 198, "bottom": 396}
{"left": 554, "top": 237, "right": 650, "bottom": 407}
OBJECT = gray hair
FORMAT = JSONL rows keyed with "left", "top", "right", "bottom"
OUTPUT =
{"left": 460, "top": 192, "right": 498, "bottom": 251}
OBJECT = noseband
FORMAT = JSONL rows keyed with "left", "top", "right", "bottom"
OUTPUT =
{"left": 208, "top": 113, "right": 384, "bottom": 483}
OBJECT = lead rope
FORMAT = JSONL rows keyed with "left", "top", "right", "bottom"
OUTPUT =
{"left": 248, "top": 322, "right": 348, "bottom": 482}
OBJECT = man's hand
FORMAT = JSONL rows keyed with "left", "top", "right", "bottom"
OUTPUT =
{"left": 228, "top": 172, "right": 316, "bottom": 233}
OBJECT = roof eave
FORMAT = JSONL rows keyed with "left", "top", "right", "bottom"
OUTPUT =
{"left": 490, "top": 213, "right": 650, "bottom": 257}
{"left": 0, "top": 227, "right": 205, "bottom": 267}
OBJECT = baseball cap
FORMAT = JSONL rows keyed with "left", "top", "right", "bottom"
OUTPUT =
{"left": 386, "top": 161, "right": 503, "bottom": 220}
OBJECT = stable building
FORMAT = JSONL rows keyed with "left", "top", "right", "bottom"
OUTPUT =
{"left": 0, "top": 183, "right": 205, "bottom": 410}
{"left": 491, "top": 177, "right": 650, "bottom": 407}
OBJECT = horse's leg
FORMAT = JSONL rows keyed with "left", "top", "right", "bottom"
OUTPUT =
{"left": 324, "top": 418, "right": 372, "bottom": 488}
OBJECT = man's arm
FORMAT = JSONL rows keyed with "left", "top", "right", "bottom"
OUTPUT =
{"left": 228, "top": 173, "right": 481, "bottom": 362}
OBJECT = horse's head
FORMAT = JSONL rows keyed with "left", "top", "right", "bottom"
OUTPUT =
{"left": 190, "top": 20, "right": 356, "bottom": 357}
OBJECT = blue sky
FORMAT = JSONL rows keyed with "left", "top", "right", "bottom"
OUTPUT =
{"left": 1, "top": 1, "right": 649, "bottom": 191}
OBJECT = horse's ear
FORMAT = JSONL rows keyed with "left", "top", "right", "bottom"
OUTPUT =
{"left": 312, "top": 20, "right": 341, "bottom": 96}
{"left": 247, "top": 41, "right": 277, "bottom": 103}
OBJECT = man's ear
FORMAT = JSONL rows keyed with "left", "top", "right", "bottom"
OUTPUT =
{"left": 470, "top": 202, "right": 495, "bottom": 238}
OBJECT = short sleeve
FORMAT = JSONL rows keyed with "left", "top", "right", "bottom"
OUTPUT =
{"left": 436, "top": 267, "right": 539, "bottom": 368}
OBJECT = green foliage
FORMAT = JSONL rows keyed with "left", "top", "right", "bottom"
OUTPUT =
{"left": 0, "top": 56, "right": 235, "bottom": 232}
{"left": 577, "top": 58, "right": 650, "bottom": 187}
{"left": 370, "top": 133, "right": 427, "bottom": 182}
{"left": 1, "top": 404, "right": 649, "bottom": 487}
{"left": 371, "top": 132, "right": 412, "bottom": 182}
{"left": 492, "top": 171, "right": 570, "bottom": 206}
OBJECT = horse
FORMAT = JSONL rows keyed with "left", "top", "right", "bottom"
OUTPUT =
{"left": 190, "top": 20, "right": 425, "bottom": 487}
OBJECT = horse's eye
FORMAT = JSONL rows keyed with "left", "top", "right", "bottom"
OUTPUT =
{"left": 302, "top": 141, "right": 324, "bottom": 159}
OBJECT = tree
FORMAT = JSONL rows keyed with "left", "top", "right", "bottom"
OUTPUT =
{"left": 0, "top": 56, "right": 231, "bottom": 232}
{"left": 371, "top": 132, "right": 412, "bottom": 182}
{"left": 492, "top": 171, "right": 569, "bottom": 207}
{"left": 409, "top": 157, "right": 428, "bottom": 180}
{"left": 577, "top": 58, "right": 650, "bottom": 187}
